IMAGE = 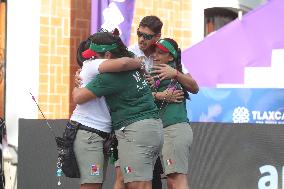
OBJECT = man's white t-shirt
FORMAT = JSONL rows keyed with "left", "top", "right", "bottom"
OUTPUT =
{"left": 70, "top": 59, "right": 112, "bottom": 133}
{"left": 128, "top": 44, "right": 153, "bottom": 72}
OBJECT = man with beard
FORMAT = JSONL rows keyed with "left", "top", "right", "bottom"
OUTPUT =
{"left": 128, "top": 15, "right": 161, "bottom": 72}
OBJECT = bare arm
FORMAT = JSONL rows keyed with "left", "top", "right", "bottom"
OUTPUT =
{"left": 72, "top": 87, "right": 97, "bottom": 104}
{"left": 74, "top": 57, "right": 143, "bottom": 88}
{"left": 175, "top": 72, "right": 199, "bottom": 94}
{"left": 74, "top": 69, "right": 82, "bottom": 87}
{"left": 98, "top": 57, "right": 142, "bottom": 73}
{"left": 152, "top": 64, "right": 199, "bottom": 94}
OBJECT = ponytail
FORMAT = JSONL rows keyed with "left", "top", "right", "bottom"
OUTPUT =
{"left": 175, "top": 48, "right": 189, "bottom": 99}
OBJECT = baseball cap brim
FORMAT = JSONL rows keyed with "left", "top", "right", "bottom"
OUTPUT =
{"left": 82, "top": 49, "right": 97, "bottom": 59}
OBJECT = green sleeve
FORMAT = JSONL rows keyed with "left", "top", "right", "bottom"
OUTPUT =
{"left": 86, "top": 73, "right": 121, "bottom": 97}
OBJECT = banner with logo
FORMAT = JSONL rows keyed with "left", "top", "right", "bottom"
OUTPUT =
{"left": 186, "top": 88, "right": 284, "bottom": 124}
{"left": 182, "top": 0, "right": 284, "bottom": 124}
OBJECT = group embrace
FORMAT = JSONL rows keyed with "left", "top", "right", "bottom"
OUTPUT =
{"left": 68, "top": 15, "right": 199, "bottom": 189}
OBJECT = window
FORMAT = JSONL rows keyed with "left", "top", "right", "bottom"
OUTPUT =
{"left": 204, "top": 7, "right": 238, "bottom": 36}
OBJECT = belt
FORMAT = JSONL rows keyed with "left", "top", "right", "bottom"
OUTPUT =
{"left": 70, "top": 121, "right": 109, "bottom": 139}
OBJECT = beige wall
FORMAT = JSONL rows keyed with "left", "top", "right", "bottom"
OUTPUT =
{"left": 0, "top": 2, "right": 6, "bottom": 118}
{"left": 38, "top": 0, "right": 91, "bottom": 118}
{"left": 130, "top": 0, "right": 193, "bottom": 50}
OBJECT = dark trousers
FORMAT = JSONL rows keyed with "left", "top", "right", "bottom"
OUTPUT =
{"left": 152, "top": 156, "right": 163, "bottom": 189}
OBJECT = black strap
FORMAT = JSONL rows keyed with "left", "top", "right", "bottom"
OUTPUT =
{"left": 70, "top": 121, "right": 109, "bottom": 139}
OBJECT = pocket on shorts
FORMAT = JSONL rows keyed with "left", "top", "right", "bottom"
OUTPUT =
{"left": 79, "top": 130, "right": 103, "bottom": 144}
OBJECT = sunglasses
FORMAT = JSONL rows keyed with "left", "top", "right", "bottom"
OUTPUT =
{"left": 137, "top": 31, "right": 155, "bottom": 40}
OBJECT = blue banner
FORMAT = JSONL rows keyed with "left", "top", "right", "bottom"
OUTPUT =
{"left": 187, "top": 88, "right": 284, "bottom": 124}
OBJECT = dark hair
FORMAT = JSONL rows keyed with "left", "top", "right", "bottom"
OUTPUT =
{"left": 91, "top": 32, "right": 133, "bottom": 58}
{"left": 163, "top": 38, "right": 189, "bottom": 99}
{"left": 139, "top": 15, "right": 163, "bottom": 34}
{"left": 76, "top": 35, "right": 94, "bottom": 67}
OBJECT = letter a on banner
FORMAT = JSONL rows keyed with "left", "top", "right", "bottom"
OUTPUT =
{"left": 258, "top": 165, "right": 278, "bottom": 189}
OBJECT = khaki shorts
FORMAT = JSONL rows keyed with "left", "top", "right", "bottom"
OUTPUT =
{"left": 161, "top": 122, "right": 193, "bottom": 175}
{"left": 115, "top": 118, "right": 163, "bottom": 183}
{"left": 74, "top": 130, "right": 108, "bottom": 184}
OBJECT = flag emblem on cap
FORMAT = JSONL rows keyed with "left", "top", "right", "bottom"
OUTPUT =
{"left": 166, "top": 159, "right": 173, "bottom": 166}
{"left": 91, "top": 164, "right": 100, "bottom": 176}
{"left": 124, "top": 166, "right": 132, "bottom": 174}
